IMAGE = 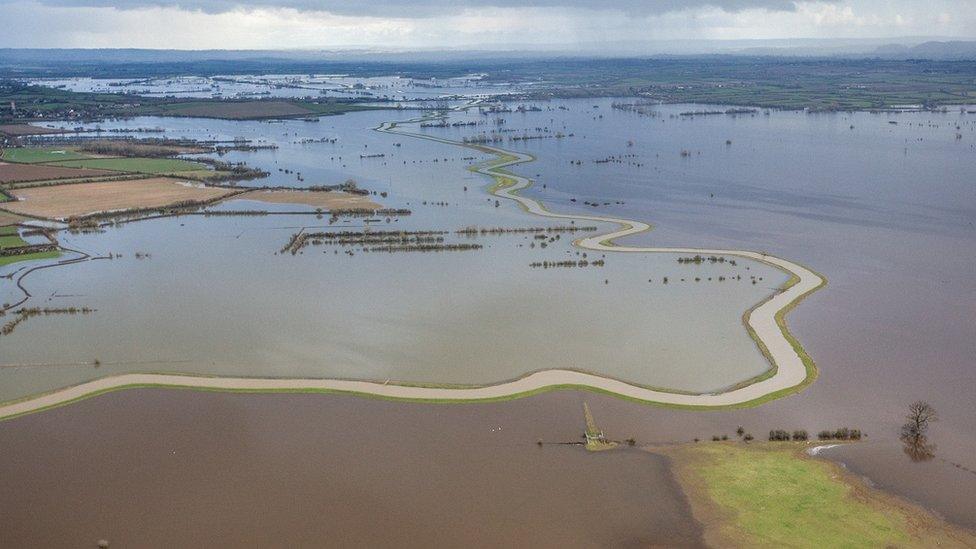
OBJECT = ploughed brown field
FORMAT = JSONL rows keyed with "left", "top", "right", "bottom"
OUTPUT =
{"left": 2, "top": 177, "right": 238, "bottom": 219}
{"left": 165, "top": 101, "right": 315, "bottom": 120}
{"left": 0, "top": 161, "right": 114, "bottom": 184}
{"left": 0, "top": 124, "right": 64, "bottom": 137}
{"left": 236, "top": 189, "right": 381, "bottom": 210}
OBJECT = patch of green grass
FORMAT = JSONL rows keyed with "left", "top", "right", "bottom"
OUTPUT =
{"left": 1, "top": 147, "right": 93, "bottom": 164}
{"left": 687, "top": 444, "right": 911, "bottom": 547}
{"left": 0, "top": 235, "right": 26, "bottom": 249}
{"left": 0, "top": 226, "right": 26, "bottom": 249}
{"left": 169, "top": 169, "right": 224, "bottom": 181}
{"left": 51, "top": 157, "right": 208, "bottom": 175}
{"left": 0, "top": 249, "right": 59, "bottom": 267}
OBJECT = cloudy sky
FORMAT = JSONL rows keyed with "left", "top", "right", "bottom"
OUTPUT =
{"left": 0, "top": 0, "right": 973, "bottom": 49}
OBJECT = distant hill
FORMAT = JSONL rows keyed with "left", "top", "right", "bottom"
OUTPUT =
{"left": 2, "top": 40, "right": 976, "bottom": 80}
{"left": 874, "top": 41, "right": 976, "bottom": 59}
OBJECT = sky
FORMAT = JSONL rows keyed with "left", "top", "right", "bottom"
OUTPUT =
{"left": 0, "top": 0, "right": 974, "bottom": 50}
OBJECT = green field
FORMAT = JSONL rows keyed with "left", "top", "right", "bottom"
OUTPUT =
{"left": 663, "top": 443, "right": 975, "bottom": 548}
{"left": 0, "top": 226, "right": 26, "bottom": 249}
{"left": 52, "top": 157, "right": 209, "bottom": 174}
{"left": 695, "top": 445, "right": 905, "bottom": 546}
{"left": 0, "top": 250, "right": 59, "bottom": 267}
{"left": 0, "top": 226, "right": 59, "bottom": 267}
{"left": 0, "top": 147, "right": 94, "bottom": 164}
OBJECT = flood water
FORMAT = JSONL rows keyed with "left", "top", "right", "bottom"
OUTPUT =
{"left": 0, "top": 108, "right": 786, "bottom": 399}
{"left": 2, "top": 87, "right": 976, "bottom": 532}
{"left": 28, "top": 74, "right": 526, "bottom": 101}
{"left": 0, "top": 389, "right": 704, "bottom": 548}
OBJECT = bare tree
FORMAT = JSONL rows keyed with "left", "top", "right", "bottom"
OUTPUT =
{"left": 900, "top": 401, "right": 938, "bottom": 462}
{"left": 901, "top": 401, "right": 938, "bottom": 445}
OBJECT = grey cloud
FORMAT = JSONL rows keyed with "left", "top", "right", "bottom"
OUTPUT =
{"left": 13, "top": 0, "right": 806, "bottom": 17}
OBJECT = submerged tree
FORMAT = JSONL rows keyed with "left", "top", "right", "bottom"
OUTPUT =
{"left": 901, "top": 401, "right": 938, "bottom": 445}
{"left": 900, "top": 401, "right": 938, "bottom": 462}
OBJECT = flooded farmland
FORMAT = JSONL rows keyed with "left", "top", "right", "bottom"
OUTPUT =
{"left": 3, "top": 88, "right": 976, "bottom": 532}
{"left": 0, "top": 107, "right": 788, "bottom": 401}
{"left": 0, "top": 388, "right": 704, "bottom": 548}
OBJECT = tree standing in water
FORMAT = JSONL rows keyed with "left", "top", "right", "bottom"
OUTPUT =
{"left": 901, "top": 401, "right": 938, "bottom": 462}
{"left": 901, "top": 401, "right": 938, "bottom": 444}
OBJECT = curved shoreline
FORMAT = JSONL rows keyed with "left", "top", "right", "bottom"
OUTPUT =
{"left": 0, "top": 109, "right": 825, "bottom": 420}
{"left": 376, "top": 115, "right": 825, "bottom": 405}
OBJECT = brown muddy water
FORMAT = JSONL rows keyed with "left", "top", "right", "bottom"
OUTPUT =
{"left": 0, "top": 388, "right": 704, "bottom": 548}
{"left": 819, "top": 441, "right": 976, "bottom": 529}
{"left": 4, "top": 95, "right": 976, "bottom": 535}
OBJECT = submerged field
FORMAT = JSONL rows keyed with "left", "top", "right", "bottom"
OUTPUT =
{"left": 0, "top": 389, "right": 705, "bottom": 547}
{"left": 0, "top": 209, "right": 787, "bottom": 403}
{"left": 2, "top": 386, "right": 971, "bottom": 547}
{"left": 0, "top": 106, "right": 800, "bottom": 405}
{"left": 2, "top": 92, "right": 975, "bottom": 530}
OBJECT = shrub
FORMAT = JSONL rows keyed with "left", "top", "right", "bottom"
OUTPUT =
{"left": 816, "top": 428, "right": 862, "bottom": 441}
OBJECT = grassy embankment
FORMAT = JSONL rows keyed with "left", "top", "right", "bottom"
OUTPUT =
{"left": 466, "top": 137, "right": 821, "bottom": 409}
{"left": 659, "top": 443, "right": 976, "bottom": 548}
